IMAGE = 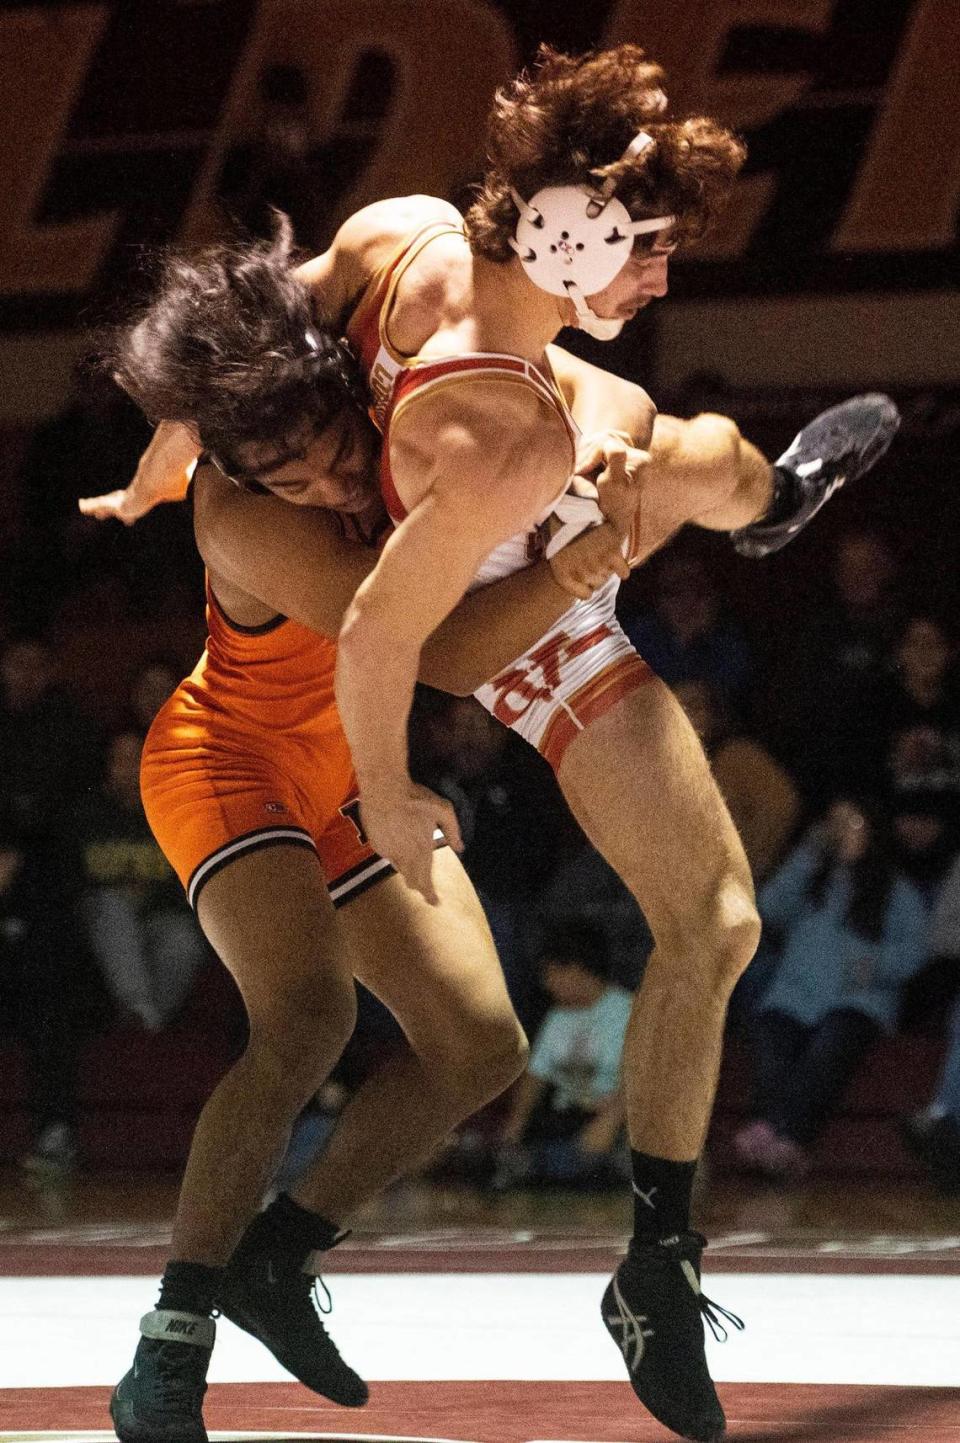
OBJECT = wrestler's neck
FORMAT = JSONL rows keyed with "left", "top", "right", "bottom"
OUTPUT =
{"left": 469, "top": 254, "right": 572, "bottom": 358}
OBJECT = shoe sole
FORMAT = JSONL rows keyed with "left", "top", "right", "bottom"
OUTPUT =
{"left": 786, "top": 394, "right": 900, "bottom": 484}
{"left": 109, "top": 1382, "right": 208, "bottom": 1443}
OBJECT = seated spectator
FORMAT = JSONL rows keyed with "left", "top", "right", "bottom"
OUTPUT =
{"left": 535, "top": 842, "right": 651, "bottom": 994}
{"left": 734, "top": 798, "right": 929, "bottom": 1181}
{"left": 901, "top": 852, "right": 960, "bottom": 1194}
{"left": 620, "top": 542, "right": 753, "bottom": 721}
{"left": 674, "top": 678, "right": 801, "bottom": 883}
{"left": 879, "top": 613, "right": 960, "bottom": 794}
{"left": 75, "top": 730, "right": 207, "bottom": 1031}
{"left": 493, "top": 922, "right": 632, "bottom": 1188}
{"left": 0, "top": 633, "right": 103, "bottom": 1171}
{"left": 757, "top": 529, "right": 904, "bottom": 806}
{"left": 890, "top": 784, "right": 958, "bottom": 903}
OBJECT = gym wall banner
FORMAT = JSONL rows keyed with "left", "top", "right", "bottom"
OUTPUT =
{"left": 0, "top": 0, "right": 957, "bottom": 413}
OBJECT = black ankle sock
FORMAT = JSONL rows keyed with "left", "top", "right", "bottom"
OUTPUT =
{"left": 239, "top": 1193, "right": 342, "bottom": 1264}
{"left": 760, "top": 465, "right": 802, "bottom": 525}
{"left": 157, "top": 1260, "right": 224, "bottom": 1317}
{"left": 630, "top": 1150, "right": 697, "bottom": 1243}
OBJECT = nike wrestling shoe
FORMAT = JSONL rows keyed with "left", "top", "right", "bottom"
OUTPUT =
{"left": 602, "top": 1231, "right": 743, "bottom": 1443}
{"left": 731, "top": 393, "right": 900, "bottom": 558}
{"left": 217, "top": 1230, "right": 368, "bottom": 1407}
{"left": 110, "top": 1309, "right": 214, "bottom": 1443}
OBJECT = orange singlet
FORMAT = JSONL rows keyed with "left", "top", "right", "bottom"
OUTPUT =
{"left": 141, "top": 577, "right": 389, "bottom": 911}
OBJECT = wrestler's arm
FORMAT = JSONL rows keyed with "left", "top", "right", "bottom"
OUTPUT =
{"left": 194, "top": 467, "right": 578, "bottom": 695}
{"left": 336, "top": 389, "right": 572, "bottom": 896}
{"left": 78, "top": 420, "right": 199, "bottom": 524}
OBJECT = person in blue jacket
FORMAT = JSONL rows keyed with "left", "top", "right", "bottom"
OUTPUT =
{"left": 735, "top": 797, "right": 929, "bottom": 1180}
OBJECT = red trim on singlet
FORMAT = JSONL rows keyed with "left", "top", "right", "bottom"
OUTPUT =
{"left": 345, "top": 225, "right": 579, "bottom": 526}
{"left": 539, "top": 654, "right": 655, "bottom": 773}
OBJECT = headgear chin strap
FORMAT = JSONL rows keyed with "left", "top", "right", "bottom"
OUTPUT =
{"left": 508, "top": 131, "right": 675, "bottom": 339}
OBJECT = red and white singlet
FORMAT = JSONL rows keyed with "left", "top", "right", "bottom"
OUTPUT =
{"left": 346, "top": 223, "right": 653, "bottom": 772}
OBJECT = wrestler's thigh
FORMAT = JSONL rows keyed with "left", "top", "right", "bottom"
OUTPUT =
{"left": 340, "top": 848, "right": 521, "bottom": 1056}
{"left": 196, "top": 844, "right": 354, "bottom": 1032}
{"left": 557, "top": 674, "right": 754, "bottom": 934}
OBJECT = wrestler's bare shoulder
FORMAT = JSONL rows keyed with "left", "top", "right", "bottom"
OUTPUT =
{"left": 296, "top": 196, "right": 461, "bottom": 311}
{"left": 390, "top": 371, "right": 574, "bottom": 522}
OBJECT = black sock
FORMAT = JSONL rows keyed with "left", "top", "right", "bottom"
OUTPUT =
{"left": 630, "top": 1150, "right": 697, "bottom": 1243}
{"left": 759, "top": 465, "right": 802, "bottom": 525}
{"left": 235, "top": 1193, "right": 342, "bottom": 1268}
{"left": 157, "top": 1260, "right": 224, "bottom": 1317}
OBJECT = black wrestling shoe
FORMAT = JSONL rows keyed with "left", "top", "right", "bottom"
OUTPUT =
{"left": 110, "top": 1309, "right": 214, "bottom": 1443}
{"left": 218, "top": 1247, "right": 368, "bottom": 1406}
{"left": 602, "top": 1231, "right": 743, "bottom": 1443}
{"left": 731, "top": 393, "right": 900, "bottom": 558}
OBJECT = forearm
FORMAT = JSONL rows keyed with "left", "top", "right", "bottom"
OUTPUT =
{"left": 132, "top": 420, "right": 199, "bottom": 506}
{"left": 337, "top": 600, "right": 420, "bottom": 785}
{"left": 420, "top": 560, "right": 572, "bottom": 694}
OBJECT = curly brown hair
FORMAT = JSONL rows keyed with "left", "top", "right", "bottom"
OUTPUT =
{"left": 464, "top": 45, "right": 746, "bottom": 261}
{"left": 107, "top": 214, "right": 365, "bottom": 468}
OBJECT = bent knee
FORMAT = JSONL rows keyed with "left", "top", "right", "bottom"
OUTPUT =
{"left": 705, "top": 879, "right": 761, "bottom": 988}
{"left": 433, "top": 1014, "right": 529, "bottom": 1104}
{"left": 659, "top": 877, "right": 760, "bottom": 991}
{"left": 246, "top": 979, "right": 357, "bottom": 1088}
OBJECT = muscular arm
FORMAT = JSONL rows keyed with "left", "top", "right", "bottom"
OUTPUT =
{"left": 336, "top": 386, "right": 573, "bottom": 790}
{"left": 194, "top": 466, "right": 577, "bottom": 695}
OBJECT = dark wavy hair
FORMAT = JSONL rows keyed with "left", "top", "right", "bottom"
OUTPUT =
{"left": 464, "top": 44, "right": 746, "bottom": 261}
{"left": 106, "top": 213, "right": 366, "bottom": 470}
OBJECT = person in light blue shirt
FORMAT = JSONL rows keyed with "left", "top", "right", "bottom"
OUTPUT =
{"left": 496, "top": 920, "right": 633, "bottom": 1185}
{"left": 735, "top": 798, "right": 929, "bottom": 1180}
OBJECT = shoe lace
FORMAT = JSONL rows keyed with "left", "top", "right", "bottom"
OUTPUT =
{"left": 665, "top": 1232, "right": 746, "bottom": 1345}
{"left": 151, "top": 1342, "right": 208, "bottom": 1407}
{"left": 312, "top": 1274, "right": 333, "bottom": 1316}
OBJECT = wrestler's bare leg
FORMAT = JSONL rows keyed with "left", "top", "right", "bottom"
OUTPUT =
{"left": 292, "top": 847, "right": 526, "bottom": 1224}
{"left": 636, "top": 413, "right": 775, "bottom": 563}
{"left": 557, "top": 678, "right": 760, "bottom": 1161}
{"left": 174, "top": 845, "right": 358, "bottom": 1264}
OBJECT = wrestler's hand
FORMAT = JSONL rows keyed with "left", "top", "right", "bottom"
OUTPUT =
{"left": 547, "top": 520, "right": 629, "bottom": 600}
{"left": 359, "top": 779, "right": 463, "bottom": 905}
{"left": 79, "top": 420, "right": 198, "bottom": 525}
{"left": 574, "top": 430, "right": 649, "bottom": 538}
{"left": 78, "top": 486, "right": 157, "bottom": 525}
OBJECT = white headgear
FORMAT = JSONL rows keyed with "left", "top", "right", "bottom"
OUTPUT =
{"left": 508, "top": 131, "right": 675, "bottom": 339}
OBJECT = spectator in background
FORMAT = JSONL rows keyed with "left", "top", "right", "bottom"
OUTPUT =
{"left": 880, "top": 613, "right": 960, "bottom": 795}
{"left": 734, "top": 799, "right": 929, "bottom": 1181}
{"left": 759, "top": 530, "right": 903, "bottom": 806}
{"left": 890, "top": 785, "right": 958, "bottom": 904}
{"left": 494, "top": 922, "right": 632, "bottom": 1188}
{"left": 621, "top": 544, "right": 752, "bottom": 721}
{"left": 0, "top": 633, "right": 103, "bottom": 1171}
{"left": 75, "top": 731, "right": 207, "bottom": 1031}
{"left": 674, "top": 678, "right": 801, "bottom": 884}
{"left": 901, "top": 853, "right": 960, "bottom": 1194}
